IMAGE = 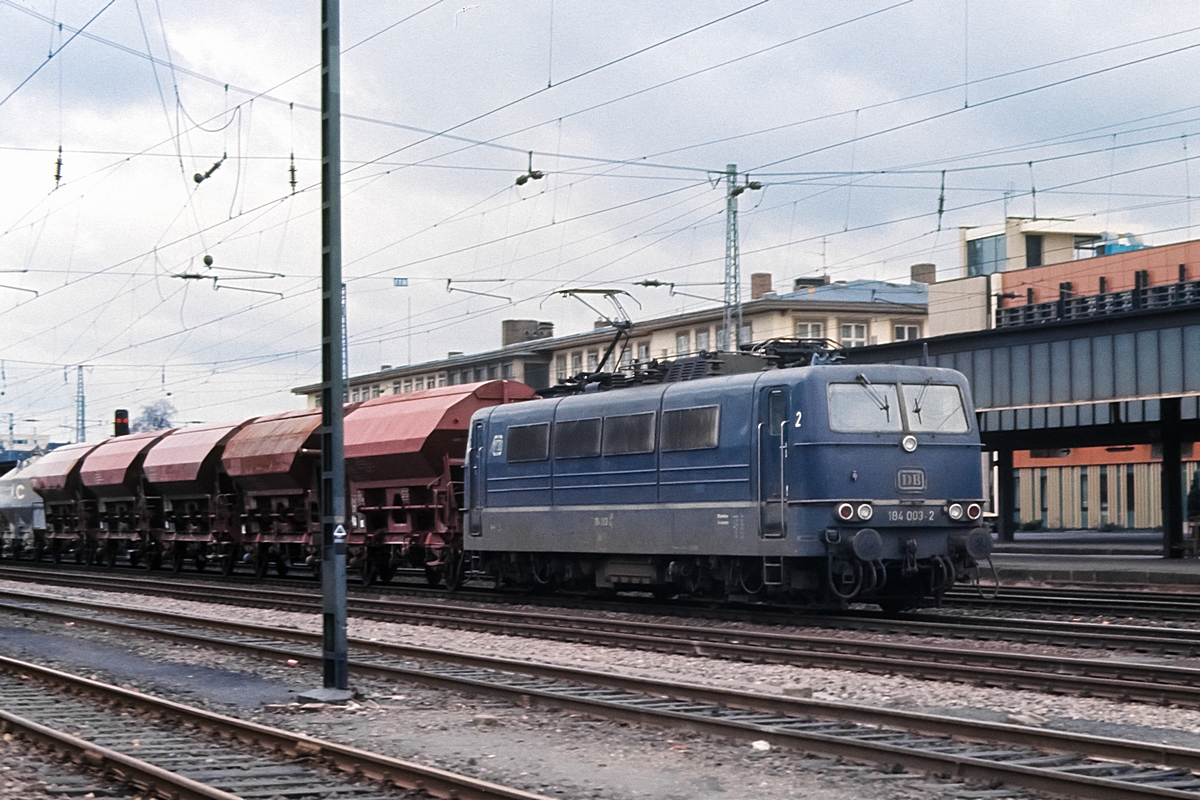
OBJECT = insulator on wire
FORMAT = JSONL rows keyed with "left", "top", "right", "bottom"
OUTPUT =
{"left": 289, "top": 152, "right": 297, "bottom": 194}
{"left": 54, "top": 145, "right": 63, "bottom": 188}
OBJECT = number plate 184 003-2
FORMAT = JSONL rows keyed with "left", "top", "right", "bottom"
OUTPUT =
{"left": 876, "top": 507, "right": 943, "bottom": 525}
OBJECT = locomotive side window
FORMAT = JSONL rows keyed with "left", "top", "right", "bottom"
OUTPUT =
{"left": 554, "top": 418, "right": 602, "bottom": 459}
{"left": 506, "top": 423, "right": 550, "bottom": 462}
{"left": 827, "top": 382, "right": 902, "bottom": 432}
{"left": 661, "top": 405, "right": 720, "bottom": 451}
{"left": 602, "top": 412, "right": 656, "bottom": 455}
{"left": 902, "top": 383, "right": 969, "bottom": 433}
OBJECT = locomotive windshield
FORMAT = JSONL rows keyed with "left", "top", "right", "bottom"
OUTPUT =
{"left": 827, "top": 380, "right": 968, "bottom": 433}
{"left": 902, "top": 382, "right": 969, "bottom": 433}
{"left": 827, "top": 381, "right": 902, "bottom": 432}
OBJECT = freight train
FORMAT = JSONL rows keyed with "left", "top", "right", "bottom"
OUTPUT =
{"left": 0, "top": 343, "right": 992, "bottom": 609}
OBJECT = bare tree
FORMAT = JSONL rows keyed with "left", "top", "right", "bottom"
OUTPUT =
{"left": 131, "top": 400, "right": 176, "bottom": 432}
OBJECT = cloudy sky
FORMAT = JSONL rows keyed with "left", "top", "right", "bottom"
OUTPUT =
{"left": 2, "top": 0, "right": 1199, "bottom": 442}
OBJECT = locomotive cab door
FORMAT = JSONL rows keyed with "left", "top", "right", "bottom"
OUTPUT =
{"left": 468, "top": 421, "right": 484, "bottom": 536}
{"left": 757, "top": 386, "right": 788, "bottom": 538}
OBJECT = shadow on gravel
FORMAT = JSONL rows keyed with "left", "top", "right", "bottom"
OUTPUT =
{"left": 0, "top": 626, "right": 297, "bottom": 707}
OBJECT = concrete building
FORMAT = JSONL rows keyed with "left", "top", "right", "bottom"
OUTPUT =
{"left": 293, "top": 272, "right": 929, "bottom": 408}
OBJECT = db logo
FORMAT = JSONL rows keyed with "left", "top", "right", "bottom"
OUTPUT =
{"left": 896, "top": 469, "right": 926, "bottom": 493}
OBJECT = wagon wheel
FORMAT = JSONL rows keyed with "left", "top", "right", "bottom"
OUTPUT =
{"left": 376, "top": 554, "right": 395, "bottom": 585}
{"left": 32, "top": 541, "right": 45, "bottom": 564}
{"left": 443, "top": 549, "right": 464, "bottom": 592}
{"left": 127, "top": 547, "right": 141, "bottom": 568}
{"left": 50, "top": 540, "right": 62, "bottom": 565}
{"left": 83, "top": 541, "right": 96, "bottom": 567}
{"left": 143, "top": 544, "right": 163, "bottom": 571}
{"left": 253, "top": 545, "right": 270, "bottom": 579}
{"left": 102, "top": 541, "right": 119, "bottom": 570}
{"left": 274, "top": 550, "right": 289, "bottom": 578}
{"left": 220, "top": 547, "right": 236, "bottom": 577}
{"left": 171, "top": 546, "right": 186, "bottom": 573}
{"left": 194, "top": 550, "right": 208, "bottom": 572}
{"left": 360, "top": 552, "right": 378, "bottom": 588}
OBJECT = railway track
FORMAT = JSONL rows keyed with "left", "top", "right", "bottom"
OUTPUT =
{"left": 5, "top": 562, "right": 1200, "bottom": 658}
{"left": 0, "top": 652, "right": 552, "bottom": 800}
{"left": 944, "top": 585, "right": 1200, "bottom": 619}
{"left": 5, "top": 590, "right": 1200, "bottom": 798}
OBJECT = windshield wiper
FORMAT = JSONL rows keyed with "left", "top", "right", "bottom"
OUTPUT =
{"left": 855, "top": 374, "right": 891, "bottom": 421}
{"left": 911, "top": 377, "right": 932, "bottom": 424}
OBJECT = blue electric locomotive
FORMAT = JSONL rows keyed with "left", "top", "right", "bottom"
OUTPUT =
{"left": 463, "top": 359, "right": 992, "bottom": 609}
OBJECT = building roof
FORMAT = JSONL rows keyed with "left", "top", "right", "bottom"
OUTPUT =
{"left": 771, "top": 279, "right": 927, "bottom": 305}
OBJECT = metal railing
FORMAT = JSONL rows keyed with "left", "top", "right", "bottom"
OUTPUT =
{"left": 996, "top": 279, "right": 1200, "bottom": 328}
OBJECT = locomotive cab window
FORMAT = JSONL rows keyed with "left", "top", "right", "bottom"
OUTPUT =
{"left": 661, "top": 405, "right": 720, "bottom": 451}
{"left": 902, "top": 383, "right": 969, "bottom": 433}
{"left": 827, "top": 381, "right": 902, "bottom": 432}
{"left": 506, "top": 423, "right": 550, "bottom": 462}
{"left": 602, "top": 412, "right": 656, "bottom": 455}
{"left": 766, "top": 390, "right": 786, "bottom": 433}
{"left": 554, "top": 418, "right": 602, "bottom": 459}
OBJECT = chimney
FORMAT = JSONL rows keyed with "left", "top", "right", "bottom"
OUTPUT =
{"left": 502, "top": 319, "right": 555, "bottom": 346}
{"left": 910, "top": 263, "right": 937, "bottom": 284}
{"left": 750, "top": 273, "right": 773, "bottom": 299}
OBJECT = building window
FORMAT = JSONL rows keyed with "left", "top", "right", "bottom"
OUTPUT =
{"left": 502, "top": 362, "right": 514, "bottom": 379}
{"left": 894, "top": 324, "right": 919, "bottom": 341}
{"left": 393, "top": 381, "right": 402, "bottom": 394}
{"left": 840, "top": 322, "right": 867, "bottom": 348}
{"left": 619, "top": 347, "right": 631, "bottom": 369}
{"left": 403, "top": 380, "right": 413, "bottom": 392}
{"left": 487, "top": 364, "right": 498, "bottom": 379}
{"left": 413, "top": 378, "right": 424, "bottom": 391}
{"left": 695, "top": 330, "right": 710, "bottom": 351}
{"left": 474, "top": 367, "right": 485, "bottom": 382}
{"left": 438, "top": 373, "right": 447, "bottom": 387}
{"left": 636, "top": 341, "right": 650, "bottom": 362}
{"left": 571, "top": 352, "right": 582, "bottom": 374}
{"left": 716, "top": 328, "right": 728, "bottom": 350}
{"left": 556, "top": 354, "right": 567, "bottom": 381}
{"left": 794, "top": 320, "right": 823, "bottom": 339}
{"left": 675, "top": 331, "right": 690, "bottom": 355}
{"left": 966, "top": 233, "right": 1005, "bottom": 277}
{"left": 586, "top": 350, "right": 599, "bottom": 372}
{"left": 372, "top": 384, "right": 382, "bottom": 398}
{"left": 1025, "top": 234, "right": 1043, "bottom": 268}
{"left": 739, "top": 323, "right": 752, "bottom": 346}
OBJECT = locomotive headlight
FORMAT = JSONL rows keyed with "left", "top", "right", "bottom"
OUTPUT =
{"left": 948, "top": 503, "right": 964, "bottom": 520}
{"left": 901, "top": 435, "right": 917, "bottom": 452}
{"left": 836, "top": 503, "right": 855, "bottom": 521}
{"left": 966, "top": 503, "right": 982, "bottom": 521}
{"left": 856, "top": 503, "right": 873, "bottom": 521}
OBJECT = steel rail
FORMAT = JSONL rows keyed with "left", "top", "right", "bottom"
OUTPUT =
{"left": 4, "top": 595, "right": 1200, "bottom": 799}
{"left": 0, "top": 653, "right": 554, "bottom": 800}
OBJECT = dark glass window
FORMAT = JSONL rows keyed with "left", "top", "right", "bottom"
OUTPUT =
{"left": 602, "top": 413, "right": 656, "bottom": 455}
{"left": 767, "top": 390, "right": 786, "bottom": 433}
{"left": 966, "top": 234, "right": 1005, "bottom": 276}
{"left": 1025, "top": 234, "right": 1043, "bottom": 268}
{"left": 661, "top": 406, "right": 720, "bottom": 451}
{"left": 506, "top": 423, "right": 549, "bottom": 463}
{"left": 554, "top": 418, "right": 601, "bottom": 459}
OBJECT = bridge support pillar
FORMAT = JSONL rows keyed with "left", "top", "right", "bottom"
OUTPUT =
{"left": 1161, "top": 397, "right": 1184, "bottom": 559}
{"left": 996, "top": 448, "right": 1016, "bottom": 543}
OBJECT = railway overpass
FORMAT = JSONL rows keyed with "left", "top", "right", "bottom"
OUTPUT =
{"left": 842, "top": 300, "right": 1200, "bottom": 556}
